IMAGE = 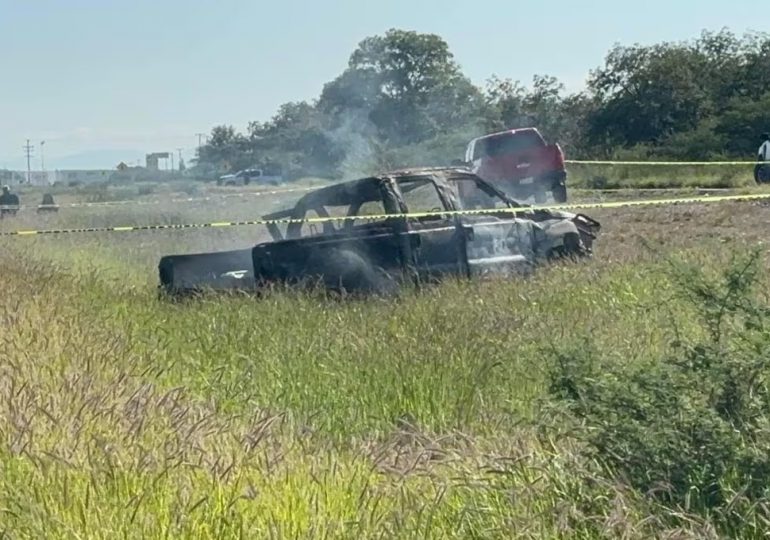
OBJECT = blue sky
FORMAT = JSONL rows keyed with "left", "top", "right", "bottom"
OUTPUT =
{"left": 1, "top": 0, "right": 768, "bottom": 169}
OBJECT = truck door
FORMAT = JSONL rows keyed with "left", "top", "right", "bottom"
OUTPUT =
{"left": 459, "top": 215, "right": 537, "bottom": 278}
{"left": 395, "top": 177, "right": 464, "bottom": 280}
{"left": 450, "top": 177, "right": 538, "bottom": 278}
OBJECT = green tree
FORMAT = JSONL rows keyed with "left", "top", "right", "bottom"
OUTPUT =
{"left": 320, "top": 29, "right": 485, "bottom": 146}
{"left": 248, "top": 101, "right": 342, "bottom": 178}
{"left": 483, "top": 76, "right": 527, "bottom": 131}
{"left": 583, "top": 30, "right": 770, "bottom": 158}
{"left": 716, "top": 92, "right": 770, "bottom": 155}
{"left": 194, "top": 27, "right": 770, "bottom": 179}
{"left": 196, "top": 125, "right": 251, "bottom": 173}
{"left": 586, "top": 42, "right": 710, "bottom": 150}
{"left": 483, "top": 75, "right": 595, "bottom": 157}
{"left": 348, "top": 29, "right": 460, "bottom": 102}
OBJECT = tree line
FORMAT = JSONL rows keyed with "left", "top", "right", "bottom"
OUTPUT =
{"left": 194, "top": 28, "right": 770, "bottom": 180}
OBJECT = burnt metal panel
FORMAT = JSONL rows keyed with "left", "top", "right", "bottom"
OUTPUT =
{"left": 159, "top": 248, "right": 255, "bottom": 294}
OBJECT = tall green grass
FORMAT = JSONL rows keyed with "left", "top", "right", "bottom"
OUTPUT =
{"left": 0, "top": 198, "right": 767, "bottom": 537}
{"left": 569, "top": 162, "right": 756, "bottom": 189}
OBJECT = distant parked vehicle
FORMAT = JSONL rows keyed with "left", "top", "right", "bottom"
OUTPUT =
{"left": 218, "top": 168, "right": 283, "bottom": 186}
{"left": 459, "top": 127, "right": 568, "bottom": 203}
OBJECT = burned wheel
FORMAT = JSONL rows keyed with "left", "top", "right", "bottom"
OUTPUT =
{"left": 552, "top": 182, "right": 568, "bottom": 203}
{"left": 548, "top": 232, "right": 588, "bottom": 261}
{"left": 311, "top": 249, "right": 397, "bottom": 296}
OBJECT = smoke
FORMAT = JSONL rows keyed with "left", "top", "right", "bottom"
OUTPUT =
{"left": 322, "top": 104, "right": 488, "bottom": 180}
{"left": 322, "top": 110, "right": 385, "bottom": 180}
{"left": 316, "top": 62, "right": 491, "bottom": 181}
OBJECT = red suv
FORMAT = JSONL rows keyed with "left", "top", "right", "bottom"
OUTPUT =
{"left": 461, "top": 127, "right": 567, "bottom": 203}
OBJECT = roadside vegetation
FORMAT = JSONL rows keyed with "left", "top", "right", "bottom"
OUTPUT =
{"left": 568, "top": 163, "right": 758, "bottom": 190}
{"left": 3, "top": 193, "right": 770, "bottom": 537}
{"left": 189, "top": 28, "right": 770, "bottom": 181}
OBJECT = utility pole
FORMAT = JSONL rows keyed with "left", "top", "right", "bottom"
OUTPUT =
{"left": 23, "top": 139, "right": 34, "bottom": 185}
{"left": 170, "top": 152, "right": 175, "bottom": 172}
{"left": 40, "top": 141, "right": 46, "bottom": 183}
{"left": 176, "top": 148, "right": 184, "bottom": 173}
{"left": 195, "top": 133, "right": 208, "bottom": 161}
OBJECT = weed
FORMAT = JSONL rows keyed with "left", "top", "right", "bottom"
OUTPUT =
{"left": 1, "top": 189, "right": 770, "bottom": 537}
{"left": 545, "top": 249, "right": 770, "bottom": 537}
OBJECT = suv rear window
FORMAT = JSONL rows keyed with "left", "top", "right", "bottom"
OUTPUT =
{"left": 473, "top": 131, "right": 544, "bottom": 159}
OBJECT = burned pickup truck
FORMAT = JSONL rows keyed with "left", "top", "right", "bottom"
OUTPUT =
{"left": 158, "top": 167, "right": 600, "bottom": 296}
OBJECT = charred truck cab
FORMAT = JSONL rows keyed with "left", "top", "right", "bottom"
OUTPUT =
{"left": 158, "top": 168, "right": 599, "bottom": 296}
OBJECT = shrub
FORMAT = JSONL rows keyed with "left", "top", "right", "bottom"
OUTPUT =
{"left": 544, "top": 249, "right": 770, "bottom": 535}
{"left": 586, "top": 175, "right": 610, "bottom": 189}
{"left": 137, "top": 184, "right": 156, "bottom": 196}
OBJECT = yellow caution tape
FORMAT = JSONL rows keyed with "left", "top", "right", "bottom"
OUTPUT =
{"left": 2, "top": 191, "right": 770, "bottom": 237}
{"left": 566, "top": 160, "right": 760, "bottom": 166}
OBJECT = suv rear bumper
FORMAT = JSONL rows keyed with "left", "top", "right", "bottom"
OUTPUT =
{"left": 539, "top": 169, "right": 567, "bottom": 186}
{"left": 541, "top": 170, "right": 567, "bottom": 202}
{"left": 503, "top": 170, "right": 567, "bottom": 203}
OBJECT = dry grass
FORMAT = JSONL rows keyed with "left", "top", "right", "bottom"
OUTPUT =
{"left": 0, "top": 182, "right": 767, "bottom": 537}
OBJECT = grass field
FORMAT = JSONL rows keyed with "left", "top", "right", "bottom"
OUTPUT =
{"left": 2, "top": 180, "right": 770, "bottom": 538}
{"left": 568, "top": 162, "right": 759, "bottom": 190}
